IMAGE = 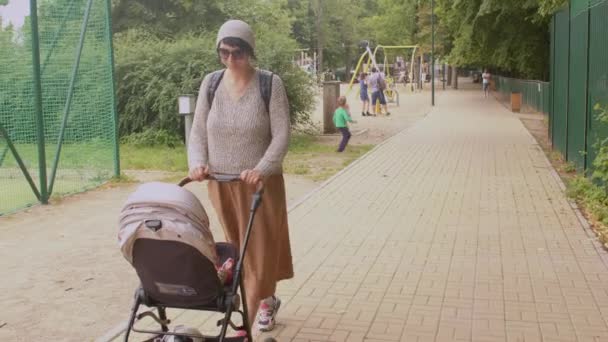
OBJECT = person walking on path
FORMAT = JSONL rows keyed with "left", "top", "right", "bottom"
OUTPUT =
{"left": 482, "top": 69, "right": 491, "bottom": 98}
{"left": 334, "top": 96, "right": 356, "bottom": 152}
{"left": 359, "top": 72, "right": 372, "bottom": 116}
{"left": 368, "top": 67, "right": 390, "bottom": 116}
{"left": 187, "top": 19, "right": 294, "bottom": 337}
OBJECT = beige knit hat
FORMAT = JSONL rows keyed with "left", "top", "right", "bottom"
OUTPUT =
{"left": 216, "top": 20, "right": 255, "bottom": 51}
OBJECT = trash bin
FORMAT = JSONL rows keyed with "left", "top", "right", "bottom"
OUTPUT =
{"left": 511, "top": 92, "right": 522, "bottom": 113}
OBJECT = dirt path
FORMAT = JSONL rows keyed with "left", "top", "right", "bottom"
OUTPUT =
{"left": 0, "top": 83, "right": 434, "bottom": 341}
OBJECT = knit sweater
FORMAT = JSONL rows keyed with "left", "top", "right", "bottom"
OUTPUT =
{"left": 187, "top": 69, "right": 290, "bottom": 176}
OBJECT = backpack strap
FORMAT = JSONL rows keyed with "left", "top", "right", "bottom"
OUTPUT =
{"left": 258, "top": 69, "right": 274, "bottom": 114}
{"left": 207, "top": 70, "right": 225, "bottom": 108}
{"left": 207, "top": 69, "right": 273, "bottom": 114}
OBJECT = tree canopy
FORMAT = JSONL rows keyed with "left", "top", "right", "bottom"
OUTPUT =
{"left": 1, "top": 0, "right": 567, "bottom": 139}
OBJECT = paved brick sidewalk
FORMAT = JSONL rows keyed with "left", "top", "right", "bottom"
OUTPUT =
{"left": 117, "top": 90, "right": 608, "bottom": 342}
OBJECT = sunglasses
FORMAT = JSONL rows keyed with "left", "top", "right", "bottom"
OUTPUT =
{"left": 218, "top": 48, "right": 246, "bottom": 60}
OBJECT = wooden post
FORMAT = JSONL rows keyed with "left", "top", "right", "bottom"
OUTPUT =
{"left": 323, "top": 81, "right": 340, "bottom": 134}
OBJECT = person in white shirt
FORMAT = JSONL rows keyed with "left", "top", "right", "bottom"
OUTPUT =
{"left": 482, "top": 69, "right": 491, "bottom": 98}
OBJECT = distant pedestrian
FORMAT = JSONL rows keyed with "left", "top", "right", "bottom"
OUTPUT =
{"left": 368, "top": 67, "right": 390, "bottom": 116}
{"left": 359, "top": 72, "right": 372, "bottom": 116}
{"left": 333, "top": 96, "right": 356, "bottom": 152}
{"left": 482, "top": 69, "right": 491, "bottom": 97}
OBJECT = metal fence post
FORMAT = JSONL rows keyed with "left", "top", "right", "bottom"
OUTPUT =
{"left": 29, "top": 0, "right": 48, "bottom": 204}
{"left": 106, "top": 0, "right": 121, "bottom": 177}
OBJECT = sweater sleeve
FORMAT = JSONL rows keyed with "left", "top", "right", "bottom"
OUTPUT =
{"left": 254, "top": 74, "right": 291, "bottom": 176}
{"left": 187, "top": 74, "right": 212, "bottom": 171}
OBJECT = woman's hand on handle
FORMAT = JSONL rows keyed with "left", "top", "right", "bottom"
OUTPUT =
{"left": 188, "top": 165, "right": 209, "bottom": 182}
{"left": 240, "top": 169, "right": 262, "bottom": 186}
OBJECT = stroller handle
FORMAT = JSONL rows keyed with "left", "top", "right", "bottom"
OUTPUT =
{"left": 179, "top": 174, "right": 264, "bottom": 193}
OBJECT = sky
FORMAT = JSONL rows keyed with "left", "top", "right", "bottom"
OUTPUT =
{"left": 0, "top": 0, "right": 30, "bottom": 29}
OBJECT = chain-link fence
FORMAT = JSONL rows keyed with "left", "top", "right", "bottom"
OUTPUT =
{"left": 549, "top": 0, "right": 608, "bottom": 171}
{"left": 0, "top": 0, "right": 119, "bottom": 215}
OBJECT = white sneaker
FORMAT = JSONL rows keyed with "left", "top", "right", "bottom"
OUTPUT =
{"left": 256, "top": 296, "right": 281, "bottom": 332}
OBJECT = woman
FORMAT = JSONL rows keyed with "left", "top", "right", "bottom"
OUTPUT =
{"left": 359, "top": 72, "right": 371, "bottom": 116}
{"left": 187, "top": 20, "right": 293, "bottom": 336}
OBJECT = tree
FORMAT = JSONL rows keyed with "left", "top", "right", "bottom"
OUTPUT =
{"left": 113, "top": 0, "right": 315, "bottom": 135}
{"left": 434, "top": 0, "right": 556, "bottom": 79}
{"left": 288, "top": 0, "right": 366, "bottom": 74}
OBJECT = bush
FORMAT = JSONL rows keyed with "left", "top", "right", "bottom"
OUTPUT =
{"left": 114, "top": 32, "right": 219, "bottom": 136}
{"left": 120, "top": 128, "right": 183, "bottom": 148}
{"left": 114, "top": 27, "right": 315, "bottom": 137}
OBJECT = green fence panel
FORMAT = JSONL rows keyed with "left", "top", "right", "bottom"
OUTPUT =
{"left": 550, "top": 15, "right": 555, "bottom": 140}
{"left": 586, "top": 0, "right": 608, "bottom": 171}
{"left": 567, "top": 4, "right": 589, "bottom": 170}
{"left": 493, "top": 76, "right": 549, "bottom": 116}
{"left": 0, "top": 0, "right": 118, "bottom": 215}
{"left": 552, "top": 6, "right": 570, "bottom": 155}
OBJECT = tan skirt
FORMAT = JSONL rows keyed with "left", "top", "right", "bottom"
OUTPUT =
{"left": 208, "top": 174, "right": 294, "bottom": 301}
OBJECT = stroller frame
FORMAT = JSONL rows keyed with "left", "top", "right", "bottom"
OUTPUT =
{"left": 123, "top": 174, "right": 264, "bottom": 342}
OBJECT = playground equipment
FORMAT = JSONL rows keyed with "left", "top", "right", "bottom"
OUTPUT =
{"left": 348, "top": 44, "right": 419, "bottom": 97}
{"left": 293, "top": 48, "right": 317, "bottom": 77}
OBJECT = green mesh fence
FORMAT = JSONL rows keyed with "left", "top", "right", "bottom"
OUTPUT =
{"left": 548, "top": 0, "right": 608, "bottom": 172}
{"left": 586, "top": 0, "right": 608, "bottom": 170}
{"left": 552, "top": 6, "right": 570, "bottom": 157}
{"left": 0, "top": 0, "right": 118, "bottom": 215}
{"left": 494, "top": 76, "right": 550, "bottom": 114}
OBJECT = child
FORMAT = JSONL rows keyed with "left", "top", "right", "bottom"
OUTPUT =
{"left": 359, "top": 72, "right": 372, "bottom": 116}
{"left": 333, "top": 96, "right": 356, "bottom": 152}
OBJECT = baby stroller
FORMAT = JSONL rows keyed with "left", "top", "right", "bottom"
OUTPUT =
{"left": 119, "top": 174, "right": 272, "bottom": 342}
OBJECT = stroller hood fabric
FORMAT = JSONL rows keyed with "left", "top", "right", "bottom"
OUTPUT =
{"left": 119, "top": 182, "right": 218, "bottom": 265}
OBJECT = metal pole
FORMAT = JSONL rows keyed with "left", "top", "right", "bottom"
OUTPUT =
{"left": 49, "top": 0, "right": 94, "bottom": 195}
{"left": 0, "top": 124, "right": 42, "bottom": 201}
{"left": 30, "top": 0, "right": 48, "bottom": 204}
{"left": 40, "top": 0, "right": 77, "bottom": 76}
{"left": 184, "top": 114, "right": 193, "bottom": 151}
{"left": 105, "top": 0, "right": 121, "bottom": 177}
{"left": 443, "top": 63, "right": 446, "bottom": 90}
{"left": 431, "top": 0, "right": 435, "bottom": 106}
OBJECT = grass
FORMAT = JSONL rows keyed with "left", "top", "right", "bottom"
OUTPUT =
{"left": 120, "top": 144, "right": 188, "bottom": 172}
{"left": 284, "top": 134, "right": 374, "bottom": 181}
{"left": 1, "top": 142, "right": 115, "bottom": 169}
{"left": 120, "top": 134, "right": 374, "bottom": 182}
{"left": 1, "top": 134, "right": 374, "bottom": 213}
{"left": 566, "top": 175, "right": 608, "bottom": 247}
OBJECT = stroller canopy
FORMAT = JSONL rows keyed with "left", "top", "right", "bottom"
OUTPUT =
{"left": 119, "top": 182, "right": 217, "bottom": 265}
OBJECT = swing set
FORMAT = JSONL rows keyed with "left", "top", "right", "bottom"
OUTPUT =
{"left": 347, "top": 44, "right": 419, "bottom": 108}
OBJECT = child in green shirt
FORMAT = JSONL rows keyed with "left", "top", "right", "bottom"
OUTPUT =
{"left": 333, "top": 96, "right": 356, "bottom": 152}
